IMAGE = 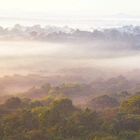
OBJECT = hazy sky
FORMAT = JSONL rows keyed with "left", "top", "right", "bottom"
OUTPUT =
{"left": 0, "top": 0, "right": 140, "bottom": 17}
{"left": 0, "top": 0, "right": 140, "bottom": 75}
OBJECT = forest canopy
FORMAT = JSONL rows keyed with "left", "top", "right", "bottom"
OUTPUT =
{"left": 0, "top": 93, "right": 140, "bottom": 140}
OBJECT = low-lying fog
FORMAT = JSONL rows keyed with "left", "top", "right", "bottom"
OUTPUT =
{"left": 0, "top": 40, "right": 140, "bottom": 76}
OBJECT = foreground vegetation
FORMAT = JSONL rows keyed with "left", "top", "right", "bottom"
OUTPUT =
{"left": 0, "top": 94, "right": 140, "bottom": 140}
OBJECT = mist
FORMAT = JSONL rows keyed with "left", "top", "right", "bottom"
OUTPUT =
{"left": 0, "top": 40, "right": 140, "bottom": 77}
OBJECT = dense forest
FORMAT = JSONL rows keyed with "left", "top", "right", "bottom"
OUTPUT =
{"left": 1, "top": 0, "right": 140, "bottom": 140}
{"left": 1, "top": 87, "right": 140, "bottom": 140}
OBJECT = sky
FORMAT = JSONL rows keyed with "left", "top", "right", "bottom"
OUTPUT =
{"left": 0, "top": 0, "right": 140, "bottom": 17}
{"left": 0, "top": 0, "right": 140, "bottom": 29}
{"left": 0, "top": 0, "right": 140, "bottom": 75}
